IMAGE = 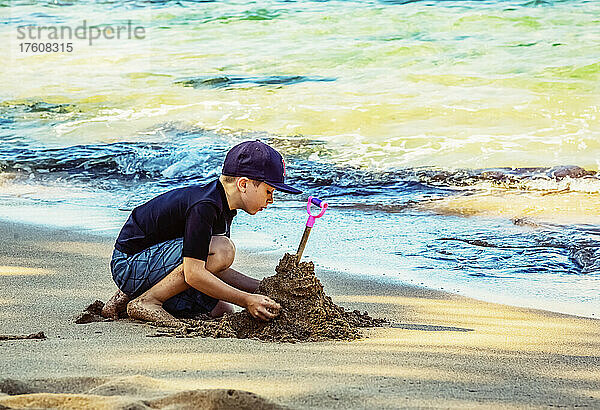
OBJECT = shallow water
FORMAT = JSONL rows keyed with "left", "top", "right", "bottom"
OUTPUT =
{"left": 1, "top": 0, "right": 599, "bottom": 317}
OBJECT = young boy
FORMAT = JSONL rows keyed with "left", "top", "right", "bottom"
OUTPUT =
{"left": 101, "top": 140, "right": 302, "bottom": 324}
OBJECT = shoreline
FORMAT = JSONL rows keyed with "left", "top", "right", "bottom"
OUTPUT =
{"left": 1, "top": 219, "right": 599, "bottom": 408}
{"left": 0, "top": 201, "right": 597, "bottom": 320}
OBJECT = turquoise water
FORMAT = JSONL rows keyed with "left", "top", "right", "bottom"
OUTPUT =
{"left": 1, "top": 0, "right": 599, "bottom": 317}
{"left": 2, "top": 0, "right": 599, "bottom": 169}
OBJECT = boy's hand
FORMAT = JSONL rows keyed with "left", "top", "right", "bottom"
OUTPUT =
{"left": 245, "top": 295, "right": 281, "bottom": 321}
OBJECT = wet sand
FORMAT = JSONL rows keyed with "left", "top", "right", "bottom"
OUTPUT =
{"left": 0, "top": 220, "right": 599, "bottom": 409}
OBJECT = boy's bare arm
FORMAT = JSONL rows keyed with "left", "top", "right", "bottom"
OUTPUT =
{"left": 215, "top": 267, "right": 260, "bottom": 293}
{"left": 183, "top": 257, "right": 278, "bottom": 320}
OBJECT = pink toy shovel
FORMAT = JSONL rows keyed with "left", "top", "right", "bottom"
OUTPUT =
{"left": 295, "top": 196, "right": 328, "bottom": 264}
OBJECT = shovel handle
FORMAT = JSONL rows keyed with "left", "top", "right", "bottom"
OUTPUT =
{"left": 296, "top": 196, "right": 329, "bottom": 264}
{"left": 310, "top": 197, "right": 324, "bottom": 207}
{"left": 306, "top": 196, "right": 328, "bottom": 228}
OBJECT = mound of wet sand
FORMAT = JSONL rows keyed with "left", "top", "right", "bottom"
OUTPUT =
{"left": 0, "top": 375, "right": 285, "bottom": 409}
{"left": 152, "top": 253, "right": 386, "bottom": 342}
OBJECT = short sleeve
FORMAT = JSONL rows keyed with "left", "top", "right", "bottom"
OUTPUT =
{"left": 183, "top": 202, "right": 218, "bottom": 261}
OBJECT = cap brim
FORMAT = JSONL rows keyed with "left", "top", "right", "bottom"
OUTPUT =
{"left": 265, "top": 181, "right": 302, "bottom": 194}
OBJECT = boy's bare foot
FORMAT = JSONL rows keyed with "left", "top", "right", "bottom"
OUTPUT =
{"left": 127, "top": 297, "right": 181, "bottom": 327}
{"left": 101, "top": 289, "right": 130, "bottom": 319}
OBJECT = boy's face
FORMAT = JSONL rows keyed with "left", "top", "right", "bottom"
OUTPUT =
{"left": 239, "top": 178, "right": 275, "bottom": 215}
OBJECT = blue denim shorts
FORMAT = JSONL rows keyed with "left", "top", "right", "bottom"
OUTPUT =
{"left": 110, "top": 237, "right": 218, "bottom": 316}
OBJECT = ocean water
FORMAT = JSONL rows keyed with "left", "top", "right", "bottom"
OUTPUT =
{"left": 1, "top": 0, "right": 599, "bottom": 317}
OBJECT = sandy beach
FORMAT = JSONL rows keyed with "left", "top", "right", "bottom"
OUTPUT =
{"left": 0, "top": 220, "right": 599, "bottom": 409}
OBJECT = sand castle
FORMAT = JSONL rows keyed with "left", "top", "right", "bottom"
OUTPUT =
{"left": 151, "top": 253, "right": 386, "bottom": 342}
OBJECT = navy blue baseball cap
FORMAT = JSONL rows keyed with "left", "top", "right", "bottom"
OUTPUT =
{"left": 222, "top": 140, "right": 302, "bottom": 194}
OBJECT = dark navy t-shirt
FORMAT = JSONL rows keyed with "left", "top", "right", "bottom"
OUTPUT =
{"left": 114, "top": 179, "right": 237, "bottom": 261}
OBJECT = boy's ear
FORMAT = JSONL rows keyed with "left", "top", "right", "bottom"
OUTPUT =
{"left": 236, "top": 177, "right": 249, "bottom": 193}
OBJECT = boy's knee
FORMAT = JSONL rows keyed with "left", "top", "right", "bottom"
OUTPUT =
{"left": 207, "top": 236, "right": 235, "bottom": 272}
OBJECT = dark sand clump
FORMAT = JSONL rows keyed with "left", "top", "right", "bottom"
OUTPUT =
{"left": 75, "top": 300, "right": 106, "bottom": 324}
{"left": 152, "top": 253, "right": 386, "bottom": 342}
{"left": 0, "top": 332, "right": 46, "bottom": 341}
